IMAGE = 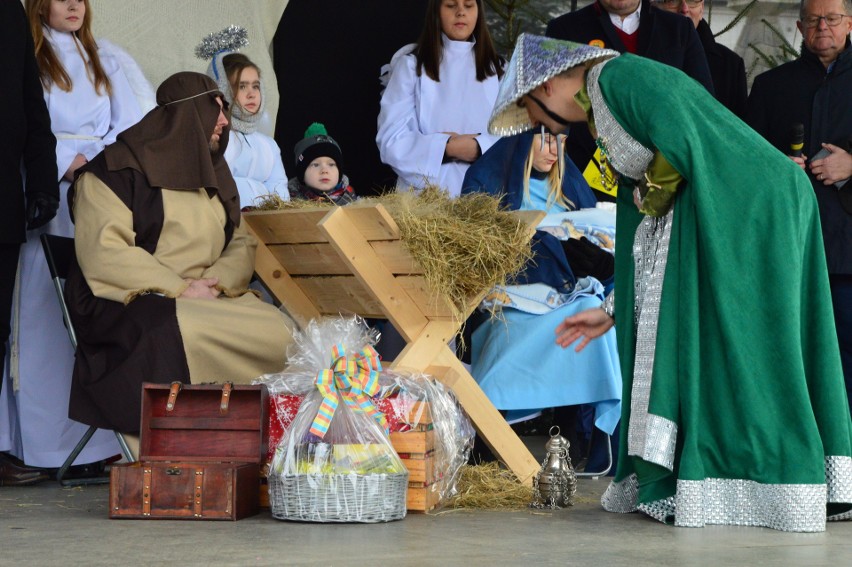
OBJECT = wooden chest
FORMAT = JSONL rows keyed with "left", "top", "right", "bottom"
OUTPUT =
{"left": 110, "top": 382, "right": 268, "bottom": 521}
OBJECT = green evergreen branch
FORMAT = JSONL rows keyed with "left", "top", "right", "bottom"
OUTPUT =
{"left": 749, "top": 43, "right": 778, "bottom": 69}
{"left": 714, "top": 0, "right": 759, "bottom": 38}
{"left": 760, "top": 18, "right": 799, "bottom": 59}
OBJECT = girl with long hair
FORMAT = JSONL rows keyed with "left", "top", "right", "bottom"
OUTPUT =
{"left": 464, "top": 131, "right": 596, "bottom": 213}
{"left": 0, "top": 0, "right": 149, "bottom": 472}
{"left": 377, "top": 0, "right": 503, "bottom": 197}
{"left": 461, "top": 130, "right": 620, "bottom": 446}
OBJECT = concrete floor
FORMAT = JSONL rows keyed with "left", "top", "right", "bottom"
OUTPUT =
{"left": 3, "top": 468, "right": 852, "bottom": 567}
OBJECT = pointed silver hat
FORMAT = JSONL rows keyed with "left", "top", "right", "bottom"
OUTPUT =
{"left": 488, "top": 33, "right": 619, "bottom": 136}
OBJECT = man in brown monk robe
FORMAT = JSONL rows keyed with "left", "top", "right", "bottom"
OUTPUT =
{"left": 66, "top": 72, "right": 294, "bottom": 436}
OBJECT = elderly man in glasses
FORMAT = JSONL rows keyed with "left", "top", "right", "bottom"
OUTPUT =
{"left": 654, "top": 0, "right": 747, "bottom": 117}
{"left": 748, "top": 0, "right": 852, "bottom": 417}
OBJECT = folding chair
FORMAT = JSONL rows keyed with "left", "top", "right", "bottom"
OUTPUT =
{"left": 40, "top": 234, "right": 134, "bottom": 486}
{"left": 575, "top": 430, "right": 613, "bottom": 478}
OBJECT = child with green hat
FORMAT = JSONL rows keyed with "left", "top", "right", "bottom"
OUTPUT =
{"left": 289, "top": 123, "right": 357, "bottom": 205}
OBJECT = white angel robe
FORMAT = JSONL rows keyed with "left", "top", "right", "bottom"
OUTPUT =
{"left": 377, "top": 35, "right": 500, "bottom": 198}
{"left": 224, "top": 130, "right": 290, "bottom": 208}
{"left": 0, "top": 28, "right": 146, "bottom": 467}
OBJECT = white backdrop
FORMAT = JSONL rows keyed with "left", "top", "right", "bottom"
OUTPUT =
{"left": 86, "top": 0, "right": 289, "bottom": 132}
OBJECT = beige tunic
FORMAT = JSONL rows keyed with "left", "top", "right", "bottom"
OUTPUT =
{"left": 73, "top": 171, "right": 294, "bottom": 384}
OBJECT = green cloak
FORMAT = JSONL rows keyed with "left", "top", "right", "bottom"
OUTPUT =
{"left": 593, "top": 54, "right": 852, "bottom": 532}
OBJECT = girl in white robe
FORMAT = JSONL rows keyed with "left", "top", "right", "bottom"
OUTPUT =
{"left": 0, "top": 0, "right": 148, "bottom": 468}
{"left": 207, "top": 51, "right": 290, "bottom": 209}
{"left": 376, "top": 0, "right": 503, "bottom": 198}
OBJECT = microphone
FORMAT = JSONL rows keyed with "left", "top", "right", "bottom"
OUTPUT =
{"left": 790, "top": 123, "right": 804, "bottom": 158}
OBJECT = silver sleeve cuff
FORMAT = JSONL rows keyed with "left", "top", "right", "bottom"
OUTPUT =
{"left": 601, "top": 292, "right": 615, "bottom": 321}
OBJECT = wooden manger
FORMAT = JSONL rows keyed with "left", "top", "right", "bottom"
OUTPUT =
{"left": 243, "top": 203, "right": 542, "bottom": 486}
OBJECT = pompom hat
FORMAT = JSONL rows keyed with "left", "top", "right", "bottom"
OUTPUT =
{"left": 293, "top": 123, "right": 344, "bottom": 182}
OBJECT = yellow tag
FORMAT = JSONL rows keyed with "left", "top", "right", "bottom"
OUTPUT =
{"left": 582, "top": 147, "right": 618, "bottom": 197}
{"left": 589, "top": 39, "right": 606, "bottom": 48}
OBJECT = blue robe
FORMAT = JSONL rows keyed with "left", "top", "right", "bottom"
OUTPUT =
{"left": 461, "top": 131, "right": 621, "bottom": 434}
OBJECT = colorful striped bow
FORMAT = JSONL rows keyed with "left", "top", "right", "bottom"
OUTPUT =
{"left": 309, "top": 343, "right": 387, "bottom": 438}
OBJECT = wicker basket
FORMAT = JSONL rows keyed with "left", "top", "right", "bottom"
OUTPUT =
{"left": 269, "top": 471, "right": 408, "bottom": 523}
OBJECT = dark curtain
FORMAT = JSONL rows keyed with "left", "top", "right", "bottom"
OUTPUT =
{"left": 273, "top": 0, "right": 428, "bottom": 196}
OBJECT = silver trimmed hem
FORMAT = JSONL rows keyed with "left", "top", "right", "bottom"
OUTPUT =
{"left": 600, "top": 457, "right": 852, "bottom": 532}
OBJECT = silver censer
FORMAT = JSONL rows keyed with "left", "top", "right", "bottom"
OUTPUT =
{"left": 531, "top": 426, "right": 577, "bottom": 509}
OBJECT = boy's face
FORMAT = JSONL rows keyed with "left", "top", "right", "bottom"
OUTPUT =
{"left": 304, "top": 157, "right": 340, "bottom": 192}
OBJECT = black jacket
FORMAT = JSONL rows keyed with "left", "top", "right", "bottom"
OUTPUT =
{"left": 696, "top": 19, "right": 747, "bottom": 119}
{"left": 0, "top": 0, "right": 58, "bottom": 243}
{"left": 546, "top": 0, "right": 713, "bottom": 192}
{"left": 747, "top": 41, "right": 852, "bottom": 274}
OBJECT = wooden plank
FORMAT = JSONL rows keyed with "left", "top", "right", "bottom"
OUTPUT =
{"left": 244, "top": 204, "right": 401, "bottom": 245}
{"left": 268, "top": 243, "right": 350, "bottom": 276}
{"left": 268, "top": 271, "right": 455, "bottom": 320}
{"left": 244, "top": 209, "right": 331, "bottom": 244}
{"left": 406, "top": 480, "right": 443, "bottom": 512}
{"left": 293, "top": 276, "right": 385, "bottom": 318}
{"left": 318, "top": 207, "right": 428, "bottom": 342}
{"left": 245, "top": 220, "right": 319, "bottom": 328}
{"left": 389, "top": 320, "right": 459, "bottom": 372}
{"left": 370, "top": 240, "right": 421, "bottom": 274}
{"left": 428, "top": 356, "right": 538, "bottom": 486}
{"left": 399, "top": 452, "right": 439, "bottom": 486}
{"left": 267, "top": 240, "right": 421, "bottom": 276}
{"left": 389, "top": 430, "right": 435, "bottom": 454}
{"left": 397, "top": 276, "right": 455, "bottom": 318}
{"left": 343, "top": 204, "right": 402, "bottom": 240}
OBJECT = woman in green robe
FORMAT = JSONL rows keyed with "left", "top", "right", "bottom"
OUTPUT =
{"left": 488, "top": 34, "right": 852, "bottom": 532}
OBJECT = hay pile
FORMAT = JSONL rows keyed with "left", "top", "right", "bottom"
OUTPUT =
{"left": 447, "top": 462, "right": 534, "bottom": 510}
{"left": 253, "top": 187, "right": 535, "bottom": 321}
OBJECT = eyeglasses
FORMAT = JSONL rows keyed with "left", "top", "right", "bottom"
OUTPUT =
{"left": 801, "top": 14, "right": 850, "bottom": 28}
{"left": 654, "top": 0, "right": 703, "bottom": 7}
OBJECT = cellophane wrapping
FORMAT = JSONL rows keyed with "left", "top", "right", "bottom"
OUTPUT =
{"left": 256, "top": 317, "right": 474, "bottom": 515}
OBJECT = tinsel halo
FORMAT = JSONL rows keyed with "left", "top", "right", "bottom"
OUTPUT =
{"left": 194, "top": 25, "right": 249, "bottom": 60}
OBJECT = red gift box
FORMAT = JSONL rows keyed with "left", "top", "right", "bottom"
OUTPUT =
{"left": 266, "top": 393, "right": 430, "bottom": 462}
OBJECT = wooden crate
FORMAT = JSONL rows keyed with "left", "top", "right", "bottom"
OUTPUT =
{"left": 407, "top": 480, "right": 443, "bottom": 513}
{"left": 401, "top": 450, "right": 440, "bottom": 486}
{"left": 390, "top": 430, "right": 435, "bottom": 454}
{"left": 244, "top": 204, "right": 543, "bottom": 486}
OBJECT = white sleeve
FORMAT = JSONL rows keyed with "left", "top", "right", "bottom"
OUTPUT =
{"left": 99, "top": 46, "right": 145, "bottom": 148}
{"left": 265, "top": 149, "right": 290, "bottom": 200}
{"left": 55, "top": 137, "right": 78, "bottom": 183}
{"left": 376, "top": 46, "right": 449, "bottom": 188}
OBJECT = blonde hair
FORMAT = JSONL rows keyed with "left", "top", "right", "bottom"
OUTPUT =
{"left": 26, "top": 0, "right": 112, "bottom": 96}
{"left": 522, "top": 135, "right": 576, "bottom": 211}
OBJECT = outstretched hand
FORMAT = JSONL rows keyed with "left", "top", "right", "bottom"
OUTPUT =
{"left": 555, "top": 307, "right": 614, "bottom": 352}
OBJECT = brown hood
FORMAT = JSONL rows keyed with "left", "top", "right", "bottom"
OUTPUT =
{"left": 103, "top": 72, "right": 240, "bottom": 226}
